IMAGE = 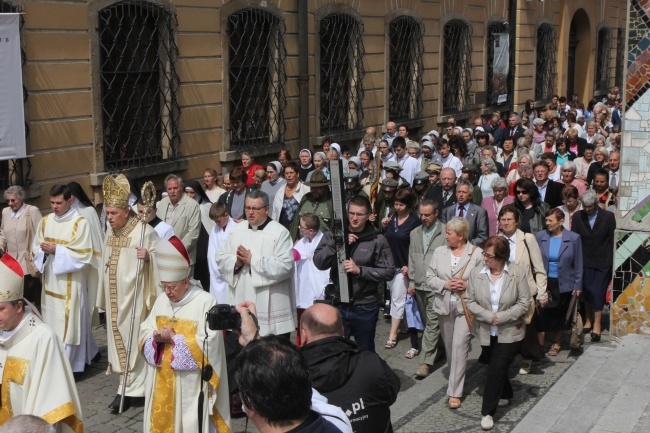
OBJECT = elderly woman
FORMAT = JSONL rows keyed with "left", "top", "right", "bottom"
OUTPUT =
{"left": 465, "top": 236, "right": 531, "bottom": 431}
{"left": 571, "top": 190, "right": 616, "bottom": 342}
{"left": 558, "top": 161, "right": 587, "bottom": 195}
{"left": 481, "top": 178, "right": 515, "bottom": 237}
{"left": 140, "top": 237, "right": 230, "bottom": 432}
{"left": 384, "top": 190, "right": 422, "bottom": 357}
{"left": 241, "top": 151, "right": 264, "bottom": 187}
{"left": 506, "top": 154, "right": 533, "bottom": 194}
{"left": 557, "top": 185, "right": 583, "bottom": 230}
{"left": 427, "top": 217, "right": 483, "bottom": 409}
{"left": 536, "top": 208, "right": 583, "bottom": 355}
{"left": 261, "top": 161, "right": 286, "bottom": 205}
{"left": 202, "top": 168, "right": 226, "bottom": 203}
{"left": 514, "top": 178, "right": 549, "bottom": 235}
{"left": 298, "top": 149, "right": 315, "bottom": 181}
{"left": 585, "top": 121, "right": 602, "bottom": 144}
{"left": 307, "top": 152, "right": 330, "bottom": 181}
{"left": 586, "top": 146, "right": 609, "bottom": 186}
{"left": 497, "top": 205, "right": 548, "bottom": 374}
{"left": 0, "top": 186, "right": 43, "bottom": 309}
{"left": 478, "top": 158, "right": 500, "bottom": 198}
{"left": 531, "top": 118, "right": 546, "bottom": 145}
{"left": 574, "top": 143, "right": 595, "bottom": 184}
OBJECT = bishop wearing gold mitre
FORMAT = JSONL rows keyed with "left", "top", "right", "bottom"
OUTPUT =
{"left": 0, "top": 253, "right": 84, "bottom": 432}
{"left": 97, "top": 174, "right": 161, "bottom": 413}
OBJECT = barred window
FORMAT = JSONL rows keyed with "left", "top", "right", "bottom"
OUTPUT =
{"left": 535, "top": 24, "right": 557, "bottom": 102}
{"left": 98, "top": 1, "right": 180, "bottom": 171}
{"left": 228, "top": 8, "right": 286, "bottom": 149}
{"left": 443, "top": 19, "right": 472, "bottom": 114}
{"left": 319, "top": 13, "right": 365, "bottom": 135}
{"left": 388, "top": 16, "right": 424, "bottom": 122}
{"left": 595, "top": 28, "right": 612, "bottom": 94}
{"left": 0, "top": 1, "right": 31, "bottom": 190}
{"left": 486, "top": 22, "right": 509, "bottom": 106}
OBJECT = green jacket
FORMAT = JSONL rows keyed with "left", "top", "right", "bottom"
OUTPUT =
{"left": 289, "top": 192, "right": 335, "bottom": 241}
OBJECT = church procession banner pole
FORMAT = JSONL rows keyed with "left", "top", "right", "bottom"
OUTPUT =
{"left": 329, "top": 159, "right": 352, "bottom": 303}
{"left": 118, "top": 181, "right": 156, "bottom": 413}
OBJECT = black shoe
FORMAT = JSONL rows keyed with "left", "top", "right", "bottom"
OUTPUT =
{"left": 583, "top": 327, "right": 592, "bottom": 335}
{"left": 591, "top": 332, "right": 601, "bottom": 342}
{"left": 130, "top": 396, "right": 145, "bottom": 407}
{"left": 109, "top": 395, "right": 130, "bottom": 413}
{"left": 90, "top": 351, "right": 102, "bottom": 364}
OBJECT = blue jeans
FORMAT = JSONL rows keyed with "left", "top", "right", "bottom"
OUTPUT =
{"left": 338, "top": 302, "right": 380, "bottom": 352}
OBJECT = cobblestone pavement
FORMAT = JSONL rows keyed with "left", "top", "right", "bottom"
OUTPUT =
{"left": 78, "top": 310, "right": 611, "bottom": 433}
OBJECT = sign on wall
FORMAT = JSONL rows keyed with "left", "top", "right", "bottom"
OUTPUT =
{"left": 0, "top": 13, "right": 26, "bottom": 161}
{"left": 492, "top": 33, "right": 509, "bottom": 105}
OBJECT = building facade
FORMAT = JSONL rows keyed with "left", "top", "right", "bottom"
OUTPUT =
{"left": 0, "top": 0, "right": 627, "bottom": 209}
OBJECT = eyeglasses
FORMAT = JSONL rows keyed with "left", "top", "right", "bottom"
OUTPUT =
{"left": 482, "top": 252, "right": 496, "bottom": 259}
{"left": 515, "top": 190, "right": 529, "bottom": 195}
{"left": 159, "top": 281, "right": 183, "bottom": 291}
{"left": 245, "top": 206, "right": 268, "bottom": 212}
{"left": 348, "top": 211, "right": 368, "bottom": 217}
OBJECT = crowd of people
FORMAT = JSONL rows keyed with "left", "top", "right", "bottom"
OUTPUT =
{"left": 0, "top": 89, "right": 621, "bottom": 432}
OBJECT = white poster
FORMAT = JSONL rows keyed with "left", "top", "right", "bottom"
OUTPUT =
{"left": 0, "top": 14, "right": 26, "bottom": 161}
{"left": 492, "top": 33, "right": 510, "bottom": 105}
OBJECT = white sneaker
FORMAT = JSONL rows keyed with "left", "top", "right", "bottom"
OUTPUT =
{"left": 481, "top": 415, "right": 494, "bottom": 430}
{"left": 498, "top": 399, "right": 509, "bottom": 407}
{"left": 519, "top": 359, "right": 531, "bottom": 375}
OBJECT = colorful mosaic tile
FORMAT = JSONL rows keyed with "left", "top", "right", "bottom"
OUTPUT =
{"left": 626, "top": 0, "right": 650, "bottom": 108}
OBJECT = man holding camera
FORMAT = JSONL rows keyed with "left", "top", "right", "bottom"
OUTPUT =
{"left": 140, "top": 236, "right": 230, "bottom": 433}
{"left": 313, "top": 196, "right": 394, "bottom": 352}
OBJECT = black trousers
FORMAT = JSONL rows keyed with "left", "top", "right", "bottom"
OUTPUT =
{"left": 482, "top": 336, "right": 521, "bottom": 417}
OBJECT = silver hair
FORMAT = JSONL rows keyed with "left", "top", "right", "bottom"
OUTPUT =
{"left": 164, "top": 174, "right": 183, "bottom": 188}
{"left": 532, "top": 118, "right": 545, "bottom": 126}
{"left": 247, "top": 189, "right": 270, "bottom": 207}
{"left": 580, "top": 189, "right": 598, "bottom": 207}
{"left": 0, "top": 415, "right": 56, "bottom": 433}
{"left": 456, "top": 178, "right": 473, "bottom": 191}
{"left": 561, "top": 160, "right": 577, "bottom": 173}
{"left": 446, "top": 217, "right": 470, "bottom": 240}
{"left": 509, "top": 113, "right": 519, "bottom": 121}
{"left": 362, "top": 133, "right": 375, "bottom": 144}
{"left": 481, "top": 158, "right": 497, "bottom": 174}
{"left": 3, "top": 185, "right": 25, "bottom": 201}
{"left": 491, "top": 177, "right": 508, "bottom": 190}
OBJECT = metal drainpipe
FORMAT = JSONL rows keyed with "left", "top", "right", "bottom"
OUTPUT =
{"left": 298, "top": 0, "right": 309, "bottom": 150}
{"left": 508, "top": 0, "right": 517, "bottom": 114}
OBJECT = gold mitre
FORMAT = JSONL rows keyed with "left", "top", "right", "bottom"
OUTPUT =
{"left": 0, "top": 253, "right": 24, "bottom": 302}
{"left": 103, "top": 174, "right": 131, "bottom": 208}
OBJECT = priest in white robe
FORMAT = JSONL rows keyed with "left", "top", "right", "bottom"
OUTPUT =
{"left": 33, "top": 184, "right": 101, "bottom": 373}
{"left": 140, "top": 236, "right": 231, "bottom": 433}
{"left": 216, "top": 190, "right": 296, "bottom": 336}
{"left": 0, "top": 253, "right": 83, "bottom": 432}
{"left": 207, "top": 202, "right": 235, "bottom": 304}
{"left": 98, "top": 174, "right": 161, "bottom": 414}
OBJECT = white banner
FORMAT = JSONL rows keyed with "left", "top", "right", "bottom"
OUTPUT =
{"left": 0, "top": 13, "right": 26, "bottom": 161}
{"left": 492, "top": 33, "right": 510, "bottom": 105}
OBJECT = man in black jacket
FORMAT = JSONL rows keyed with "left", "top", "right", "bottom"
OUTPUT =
{"left": 300, "top": 304, "right": 400, "bottom": 433}
{"left": 314, "top": 195, "right": 394, "bottom": 352}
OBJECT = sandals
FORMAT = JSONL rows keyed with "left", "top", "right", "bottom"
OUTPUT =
{"left": 548, "top": 343, "right": 561, "bottom": 356}
{"left": 384, "top": 339, "right": 397, "bottom": 349}
{"left": 405, "top": 348, "right": 420, "bottom": 359}
{"left": 448, "top": 397, "right": 461, "bottom": 409}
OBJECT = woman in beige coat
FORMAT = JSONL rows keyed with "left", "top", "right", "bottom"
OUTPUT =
{"left": 465, "top": 236, "right": 531, "bottom": 431}
{"left": 0, "top": 185, "right": 42, "bottom": 309}
{"left": 426, "top": 217, "right": 483, "bottom": 409}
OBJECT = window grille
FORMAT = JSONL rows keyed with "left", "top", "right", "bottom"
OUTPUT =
{"left": 486, "top": 22, "right": 509, "bottom": 106}
{"left": 388, "top": 16, "right": 424, "bottom": 123}
{"left": 319, "top": 13, "right": 365, "bottom": 135}
{"left": 615, "top": 28, "right": 625, "bottom": 89}
{"left": 443, "top": 19, "right": 472, "bottom": 114}
{"left": 98, "top": 1, "right": 180, "bottom": 171}
{"left": 535, "top": 24, "right": 557, "bottom": 102}
{"left": 595, "top": 28, "right": 612, "bottom": 94}
{"left": 228, "top": 8, "right": 286, "bottom": 149}
{"left": 0, "top": 1, "right": 31, "bottom": 191}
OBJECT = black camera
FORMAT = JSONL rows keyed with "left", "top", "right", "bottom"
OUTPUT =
{"left": 207, "top": 304, "right": 241, "bottom": 330}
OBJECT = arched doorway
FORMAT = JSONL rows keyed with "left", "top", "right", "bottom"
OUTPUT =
{"left": 567, "top": 9, "right": 591, "bottom": 100}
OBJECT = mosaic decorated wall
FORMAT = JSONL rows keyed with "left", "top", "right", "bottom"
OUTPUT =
{"left": 612, "top": 0, "right": 650, "bottom": 336}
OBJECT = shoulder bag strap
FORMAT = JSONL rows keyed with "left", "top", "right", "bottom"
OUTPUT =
{"left": 457, "top": 246, "right": 476, "bottom": 280}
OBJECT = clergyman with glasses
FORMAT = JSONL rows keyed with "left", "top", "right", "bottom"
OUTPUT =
{"left": 216, "top": 190, "right": 296, "bottom": 338}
